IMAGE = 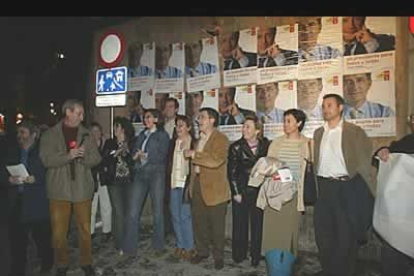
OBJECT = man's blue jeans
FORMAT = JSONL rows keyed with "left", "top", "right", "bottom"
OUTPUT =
{"left": 169, "top": 188, "right": 194, "bottom": 250}
{"left": 122, "top": 169, "right": 165, "bottom": 254}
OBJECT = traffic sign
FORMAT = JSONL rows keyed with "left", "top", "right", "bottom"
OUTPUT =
{"left": 96, "top": 66, "right": 128, "bottom": 94}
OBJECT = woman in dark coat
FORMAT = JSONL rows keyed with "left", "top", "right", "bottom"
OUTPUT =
{"left": 227, "top": 115, "right": 269, "bottom": 267}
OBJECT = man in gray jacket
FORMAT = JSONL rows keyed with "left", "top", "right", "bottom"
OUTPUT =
{"left": 40, "top": 99, "right": 101, "bottom": 276}
{"left": 313, "top": 94, "right": 373, "bottom": 276}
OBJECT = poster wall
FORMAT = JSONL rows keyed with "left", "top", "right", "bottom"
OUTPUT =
{"left": 116, "top": 16, "right": 396, "bottom": 140}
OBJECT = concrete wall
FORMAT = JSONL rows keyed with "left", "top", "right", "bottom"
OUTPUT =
{"left": 86, "top": 17, "right": 412, "bottom": 261}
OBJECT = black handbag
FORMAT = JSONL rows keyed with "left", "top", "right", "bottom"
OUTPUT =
{"left": 303, "top": 140, "right": 317, "bottom": 206}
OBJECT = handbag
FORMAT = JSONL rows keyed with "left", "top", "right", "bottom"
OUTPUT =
{"left": 303, "top": 140, "right": 317, "bottom": 206}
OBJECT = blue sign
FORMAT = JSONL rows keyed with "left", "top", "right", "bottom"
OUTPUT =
{"left": 96, "top": 66, "right": 128, "bottom": 94}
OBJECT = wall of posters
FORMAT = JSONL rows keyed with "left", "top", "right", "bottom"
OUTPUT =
{"left": 101, "top": 16, "right": 397, "bottom": 140}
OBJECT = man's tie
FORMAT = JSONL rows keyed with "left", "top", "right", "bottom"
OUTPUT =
{"left": 344, "top": 43, "right": 353, "bottom": 56}
{"left": 258, "top": 57, "right": 266, "bottom": 68}
{"left": 220, "top": 115, "right": 227, "bottom": 125}
{"left": 224, "top": 60, "right": 232, "bottom": 70}
{"left": 350, "top": 108, "right": 359, "bottom": 119}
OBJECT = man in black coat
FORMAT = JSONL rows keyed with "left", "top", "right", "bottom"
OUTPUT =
{"left": 1, "top": 121, "right": 53, "bottom": 276}
{"left": 257, "top": 26, "right": 298, "bottom": 67}
{"left": 219, "top": 31, "right": 257, "bottom": 71}
{"left": 343, "top": 16, "right": 395, "bottom": 56}
{"left": 218, "top": 87, "right": 255, "bottom": 125}
{"left": 0, "top": 131, "right": 11, "bottom": 276}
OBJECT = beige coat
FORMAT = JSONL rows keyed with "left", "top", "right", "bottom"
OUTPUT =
{"left": 267, "top": 134, "right": 310, "bottom": 212}
{"left": 189, "top": 129, "right": 231, "bottom": 206}
{"left": 39, "top": 121, "right": 101, "bottom": 202}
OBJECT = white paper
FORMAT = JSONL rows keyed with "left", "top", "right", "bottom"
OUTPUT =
{"left": 277, "top": 168, "right": 293, "bottom": 183}
{"left": 6, "top": 164, "right": 29, "bottom": 184}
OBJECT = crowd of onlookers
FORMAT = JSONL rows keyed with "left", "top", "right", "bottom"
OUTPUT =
{"left": 1, "top": 97, "right": 413, "bottom": 276}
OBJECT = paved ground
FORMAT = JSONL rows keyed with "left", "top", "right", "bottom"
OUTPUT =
{"left": 25, "top": 224, "right": 381, "bottom": 276}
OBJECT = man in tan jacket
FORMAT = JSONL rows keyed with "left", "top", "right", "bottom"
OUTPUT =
{"left": 313, "top": 94, "right": 373, "bottom": 276}
{"left": 184, "top": 107, "right": 230, "bottom": 270}
{"left": 40, "top": 99, "right": 101, "bottom": 276}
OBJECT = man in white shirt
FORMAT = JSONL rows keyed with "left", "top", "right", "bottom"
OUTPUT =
{"left": 313, "top": 94, "right": 373, "bottom": 276}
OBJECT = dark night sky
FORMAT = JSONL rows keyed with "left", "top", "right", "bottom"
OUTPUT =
{"left": 0, "top": 16, "right": 132, "bottom": 126}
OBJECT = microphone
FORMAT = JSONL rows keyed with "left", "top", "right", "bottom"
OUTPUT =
{"left": 75, "top": 133, "right": 89, "bottom": 163}
{"left": 78, "top": 133, "right": 89, "bottom": 147}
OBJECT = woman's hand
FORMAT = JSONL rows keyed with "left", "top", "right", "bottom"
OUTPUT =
{"left": 377, "top": 148, "right": 390, "bottom": 162}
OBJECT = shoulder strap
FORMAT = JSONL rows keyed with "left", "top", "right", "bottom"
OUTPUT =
{"left": 307, "top": 140, "right": 313, "bottom": 162}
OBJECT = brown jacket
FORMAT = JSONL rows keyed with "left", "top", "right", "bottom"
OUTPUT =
{"left": 314, "top": 121, "right": 374, "bottom": 193}
{"left": 189, "top": 129, "right": 231, "bottom": 206}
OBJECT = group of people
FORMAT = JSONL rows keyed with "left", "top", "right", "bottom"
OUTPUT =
{"left": 1, "top": 94, "right": 412, "bottom": 276}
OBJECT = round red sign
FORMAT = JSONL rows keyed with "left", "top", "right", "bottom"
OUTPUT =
{"left": 98, "top": 30, "right": 126, "bottom": 67}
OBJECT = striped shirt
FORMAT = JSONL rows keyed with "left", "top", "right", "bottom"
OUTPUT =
{"left": 275, "top": 139, "right": 302, "bottom": 182}
{"left": 185, "top": 62, "right": 217, "bottom": 78}
{"left": 299, "top": 44, "right": 341, "bottom": 62}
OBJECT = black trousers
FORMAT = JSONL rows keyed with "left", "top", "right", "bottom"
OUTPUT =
{"left": 314, "top": 177, "right": 358, "bottom": 276}
{"left": 9, "top": 204, "right": 53, "bottom": 276}
{"left": 381, "top": 241, "right": 414, "bottom": 276}
{"left": 231, "top": 187, "right": 263, "bottom": 262}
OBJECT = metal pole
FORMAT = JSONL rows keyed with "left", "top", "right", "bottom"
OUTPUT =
{"left": 110, "top": 107, "right": 114, "bottom": 139}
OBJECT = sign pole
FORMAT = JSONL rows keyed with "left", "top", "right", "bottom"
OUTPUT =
{"left": 110, "top": 107, "right": 114, "bottom": 139}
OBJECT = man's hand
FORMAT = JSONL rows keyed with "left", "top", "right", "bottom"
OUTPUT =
{"left": 355, "top": 26, "right": 374, "bottom": 44}
{"left": 233, "top": 194, "right": 242, "bottom": 203}
{"left": 228, "top": 103, "right": 241, "bottom": 117}
{"left": 377, "top": 148, "right": 390, "bottom": 162}
{"left": 133, "top": 149, "right": 147, "bottom": 161}
{"left": 9, "top": 176, "right": 21, "bottom": 184}
{"left": 183, "top": 149, "right": 195, "bottom": 159}
{"left": 24, "top": 175, "right": 35, "bottom": 184}
{"left": 68, "top": 146, "right": 85, "bottom": 160}
{"left": 232, "top": 46, "right": 246, "bottom": 61}
{"left": 267, "top": 44, "right": 282, "bottom": 58}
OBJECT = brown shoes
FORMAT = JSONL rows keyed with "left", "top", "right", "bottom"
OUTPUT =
{"left": 182, "top": 249, "right": 196, "bottom": 261}
{"left": 173, "top": 248, "right": 183, "bottom": 259}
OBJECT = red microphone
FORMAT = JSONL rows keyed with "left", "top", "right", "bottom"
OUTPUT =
{"left": 69, "top": 140, "right": 77, "bottom": 149}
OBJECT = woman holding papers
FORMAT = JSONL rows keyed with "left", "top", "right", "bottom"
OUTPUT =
{"left": 227, "top": 115, "right": 269, "bottom": 267}
{"left": 263, "top": 109, "right": 309, "bottom": 276}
